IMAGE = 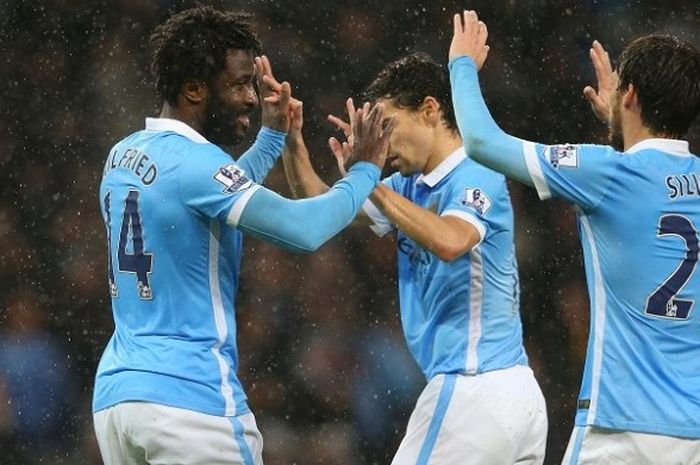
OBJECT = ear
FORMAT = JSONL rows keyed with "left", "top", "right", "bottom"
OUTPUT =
{"left": 421, "top": 96, "right": 442, "bottom": 127}
{"left": 621, "top": 83, "right": 637, "bottom": 109}
{"left": 181, "top": 79, "right": 208, "bottom": 105}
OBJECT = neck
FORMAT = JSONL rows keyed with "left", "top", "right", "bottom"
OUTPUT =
{"left": 160, "top": 103, "right": 203, "bottom": 134}
{"left": 423, "top": 129, "right": 463, "bottom": 174}
{"left": 622, "top": 121, "right": 658, "bottom": 151}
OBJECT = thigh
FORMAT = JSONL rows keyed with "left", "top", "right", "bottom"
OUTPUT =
{"left": 392, "top": 368, "right": 547, "bottom": 465}
{"left": 562, "top": 426, "right": 700, "bottom": 465}
{"left": 94, "top": 406, "right": 148, "bottom": 465}
{"left": 433, "top": 367, "right": 547, "bottom": 465}
{"left": 98, "top": 402, "right": 263, "bottom": 465}
{"left": 391, "top": 374, "right": 456, "bottom": 465}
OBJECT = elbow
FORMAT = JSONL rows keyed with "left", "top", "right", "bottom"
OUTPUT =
{"left": 433, "top": 241, "right": 468, "bottom": 263}
{"left": 290, "top": 232, "right": 325, "bottom": 254}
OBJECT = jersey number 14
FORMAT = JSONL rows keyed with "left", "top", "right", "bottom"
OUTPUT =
{"left": 103, "top": 190, "right": 154, "bottom": 300}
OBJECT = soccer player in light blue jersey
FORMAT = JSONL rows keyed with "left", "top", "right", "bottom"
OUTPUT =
{"left": 92, "top": 7, "right": 395, "bottom": 465}
{"left": 282, "top": 53, "right": 547, "bottom": 465}
{"left": 449, "top": 10, "right": 700, "bottom": 464}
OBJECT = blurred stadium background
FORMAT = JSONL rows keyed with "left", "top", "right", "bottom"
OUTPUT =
{"left": 0, "top": 0, "right": 698, "bottom": 463}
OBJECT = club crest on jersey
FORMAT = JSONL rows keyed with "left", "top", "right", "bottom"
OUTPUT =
{"left": 545, "top": 144, "right": 579, "bottom": 169}
{"left": 213, "top": 164, "right": 252, "bottom": 193}
{"left": 461, "top": 188, "right": 492, "bottom": 215}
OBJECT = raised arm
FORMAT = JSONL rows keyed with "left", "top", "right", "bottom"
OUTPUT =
{"left": 237, "top": 56, "right": 293, "bottom": 183}
{"left": 237, "top": 102, "right": 395, "bottom": 253}
{"left": 282, "top": 101, "right": 332, "bottom": 198}
{"left": 448, "top": 11, "right": 532, "bottom": 186}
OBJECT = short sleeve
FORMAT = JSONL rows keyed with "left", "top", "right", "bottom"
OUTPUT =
{"left": 178, "top": 145, "right": 261, "bottom": 224}
{"left": 363, "top": 172, "right": 405, "bottom": 236}
{"left": 522, "top": 141, "right": 622, "bottom": 211}
{"left": 440, "top": 169, "right": 505, "bottom": 246}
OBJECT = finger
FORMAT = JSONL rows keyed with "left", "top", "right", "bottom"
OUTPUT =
{"left": 263, "top": 95, "right": 281, "bottom": 104}
{"left": 345, "top": 97, "right": 356, "bottom": 119}
{"left": 327, "top": 114, "right": 351, "bottom": 133}
{"left": 328, "top": 137, "right": 349, "bottom": 176}
{"left": 255, "top": 56, "right": 264, "bottom": 84}
{"left": 262, "top": 74, "right": 283, "bottom": 92}
{"left": 464, "top": 10, "right": 477, "bottom": 36}
{"left": 329, "top": 136, "right": 343, "bottom": 157}
{"left": 380, "top": 115, "right": 396, "bottom": 139}
{"left": 366, "top": 102, "right": 384, "bottom": 132}
{"left": 261, "top": 55, "right": 274, "bottom": 80}
{"left": 583, "top": 85, "right": 598, "bottom": 101}
{"left": 591, "top": 41, "right": 613, "bottom": 87}
{"left": 476, "top": 45, "right": 490, "bottom": 69}
{"left": 290, "top": 98, "right": 303, "bottom": 114}
{"left": 477, "top": 21, "right": 488, "bottom": 48}
{"left": 453, "top": 13, "right": 462, "bottom": 37}
{"left": 353, "top": 107, "right": 364, "bottom": 139}
{"left": 595, "top": 42, "right": 614, "bottom": 78}
{"left": 278, "top": 81, "right": 291, "bottom": 108}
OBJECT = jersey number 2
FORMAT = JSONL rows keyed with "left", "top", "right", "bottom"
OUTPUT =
{"left": 103, "top": 190, "right": 154, "bottom": 300}
{"left": 645, "top": 214, "right": 698, "bottom": 319}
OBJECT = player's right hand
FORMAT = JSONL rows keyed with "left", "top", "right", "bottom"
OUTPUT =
{"left": 345, "top": 102, "right": 395, "bottom": 171}
{"left": 583, "top": 40, "right": 618, "bottom": 124}
{"left": 449, "top": 10, "right": 489, "bottom": 70}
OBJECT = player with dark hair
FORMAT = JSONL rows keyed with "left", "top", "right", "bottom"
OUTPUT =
{"left": 92, "top": 6, "right": 394, "bottom": 465}
{"left": 283, "top": 52, "right": 547, "bottom": 464}
{"left": 449, "top": 10, "right": 700, "bottom": 463}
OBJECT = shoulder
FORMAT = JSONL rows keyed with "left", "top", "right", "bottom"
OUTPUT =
{"left": 450, "top": 157, "right": 507, "bottom": 191}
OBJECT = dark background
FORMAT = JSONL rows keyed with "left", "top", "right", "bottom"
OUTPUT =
{"left": 0, "top": 0, "right": 698, "bottom": 463}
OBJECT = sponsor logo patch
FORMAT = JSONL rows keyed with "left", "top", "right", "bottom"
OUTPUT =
{"left": 544, "top": 144, "right": 579, "bottom": 168}
{"left": 213, "top": 164, "right": 252, "bottom": 193}
{"left": 461, "top": 188, "right": 492, "bottom": 215}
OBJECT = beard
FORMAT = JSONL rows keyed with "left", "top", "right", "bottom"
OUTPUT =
{"left": 200, "top": 90, "right": 249, "bottom": 147}
{"left": 607, "top": 96, "right": 624, "bottom": 152}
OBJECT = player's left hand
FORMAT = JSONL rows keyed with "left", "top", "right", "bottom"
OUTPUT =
{"left": 256, "top": 55, "right": 292, "bottom": 133}
{"left": 449, "top": 10, "right": 490, "bottom": 70}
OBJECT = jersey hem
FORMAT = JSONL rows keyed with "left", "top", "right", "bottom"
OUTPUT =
{"left": 92, "top": 391, "right": 251, "bottom": 418}
{"left": 576, "top": 416, "right": 700, "bottom": 440}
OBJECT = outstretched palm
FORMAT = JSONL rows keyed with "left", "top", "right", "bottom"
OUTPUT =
{"left": 583, "top": 40, "right": 618, "bottom": 124}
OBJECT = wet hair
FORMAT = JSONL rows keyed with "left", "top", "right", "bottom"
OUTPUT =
{"left": 149, "top": 6, "right": 262, "bottom": 104}
{"left": 363, "top": 52, "right": 458, "bottom": 132}
{"left": 617, "top": 34, "right": 700, "bottom": 138}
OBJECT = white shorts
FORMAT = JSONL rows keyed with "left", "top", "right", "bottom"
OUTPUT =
{"left": 562, "top": 426, "right": 700, "bottom": 465}
{"left": 93, "top": 402, "right": 263, "bottom": 465}
{"left": 391, "top": 365, "right": 548, "bottom": 465}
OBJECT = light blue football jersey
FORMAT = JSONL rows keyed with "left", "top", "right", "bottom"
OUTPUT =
{"left": 364, "top": 148, "right": 528, "bottom": 379}
{"left": 523, "top": 138, "right": 700, "bottom": 438}
{"left": 93, "top": 118, "right": 285, "bottom": 417}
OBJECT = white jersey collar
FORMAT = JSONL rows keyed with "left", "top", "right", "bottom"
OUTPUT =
{"left": 416, "top": 147, "right": 466, "bottom": 187}
{"left": 626, "top": 138, "right": 690, "bottom": 157}
{"left": 145, "top": 117, "right": 210, "bottom": 144}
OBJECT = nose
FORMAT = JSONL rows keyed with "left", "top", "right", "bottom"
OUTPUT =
{"left": 245, "top": 84, "right": 259, "bottom": 107}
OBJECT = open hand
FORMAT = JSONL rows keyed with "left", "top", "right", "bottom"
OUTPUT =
{"left": 583, "top": 40, "right": 618, "bottom": 124}
{"left": 346, "top": 102, "right": 396, "bottom": 170}
{"left": 256, "top": 55, "right": 292, "bottom": 132}
{"left": 449, "top": 10, "right": 490, "bottom": 70}
{"left": 327, "top": 98, "right": 356, "bottom": 176}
